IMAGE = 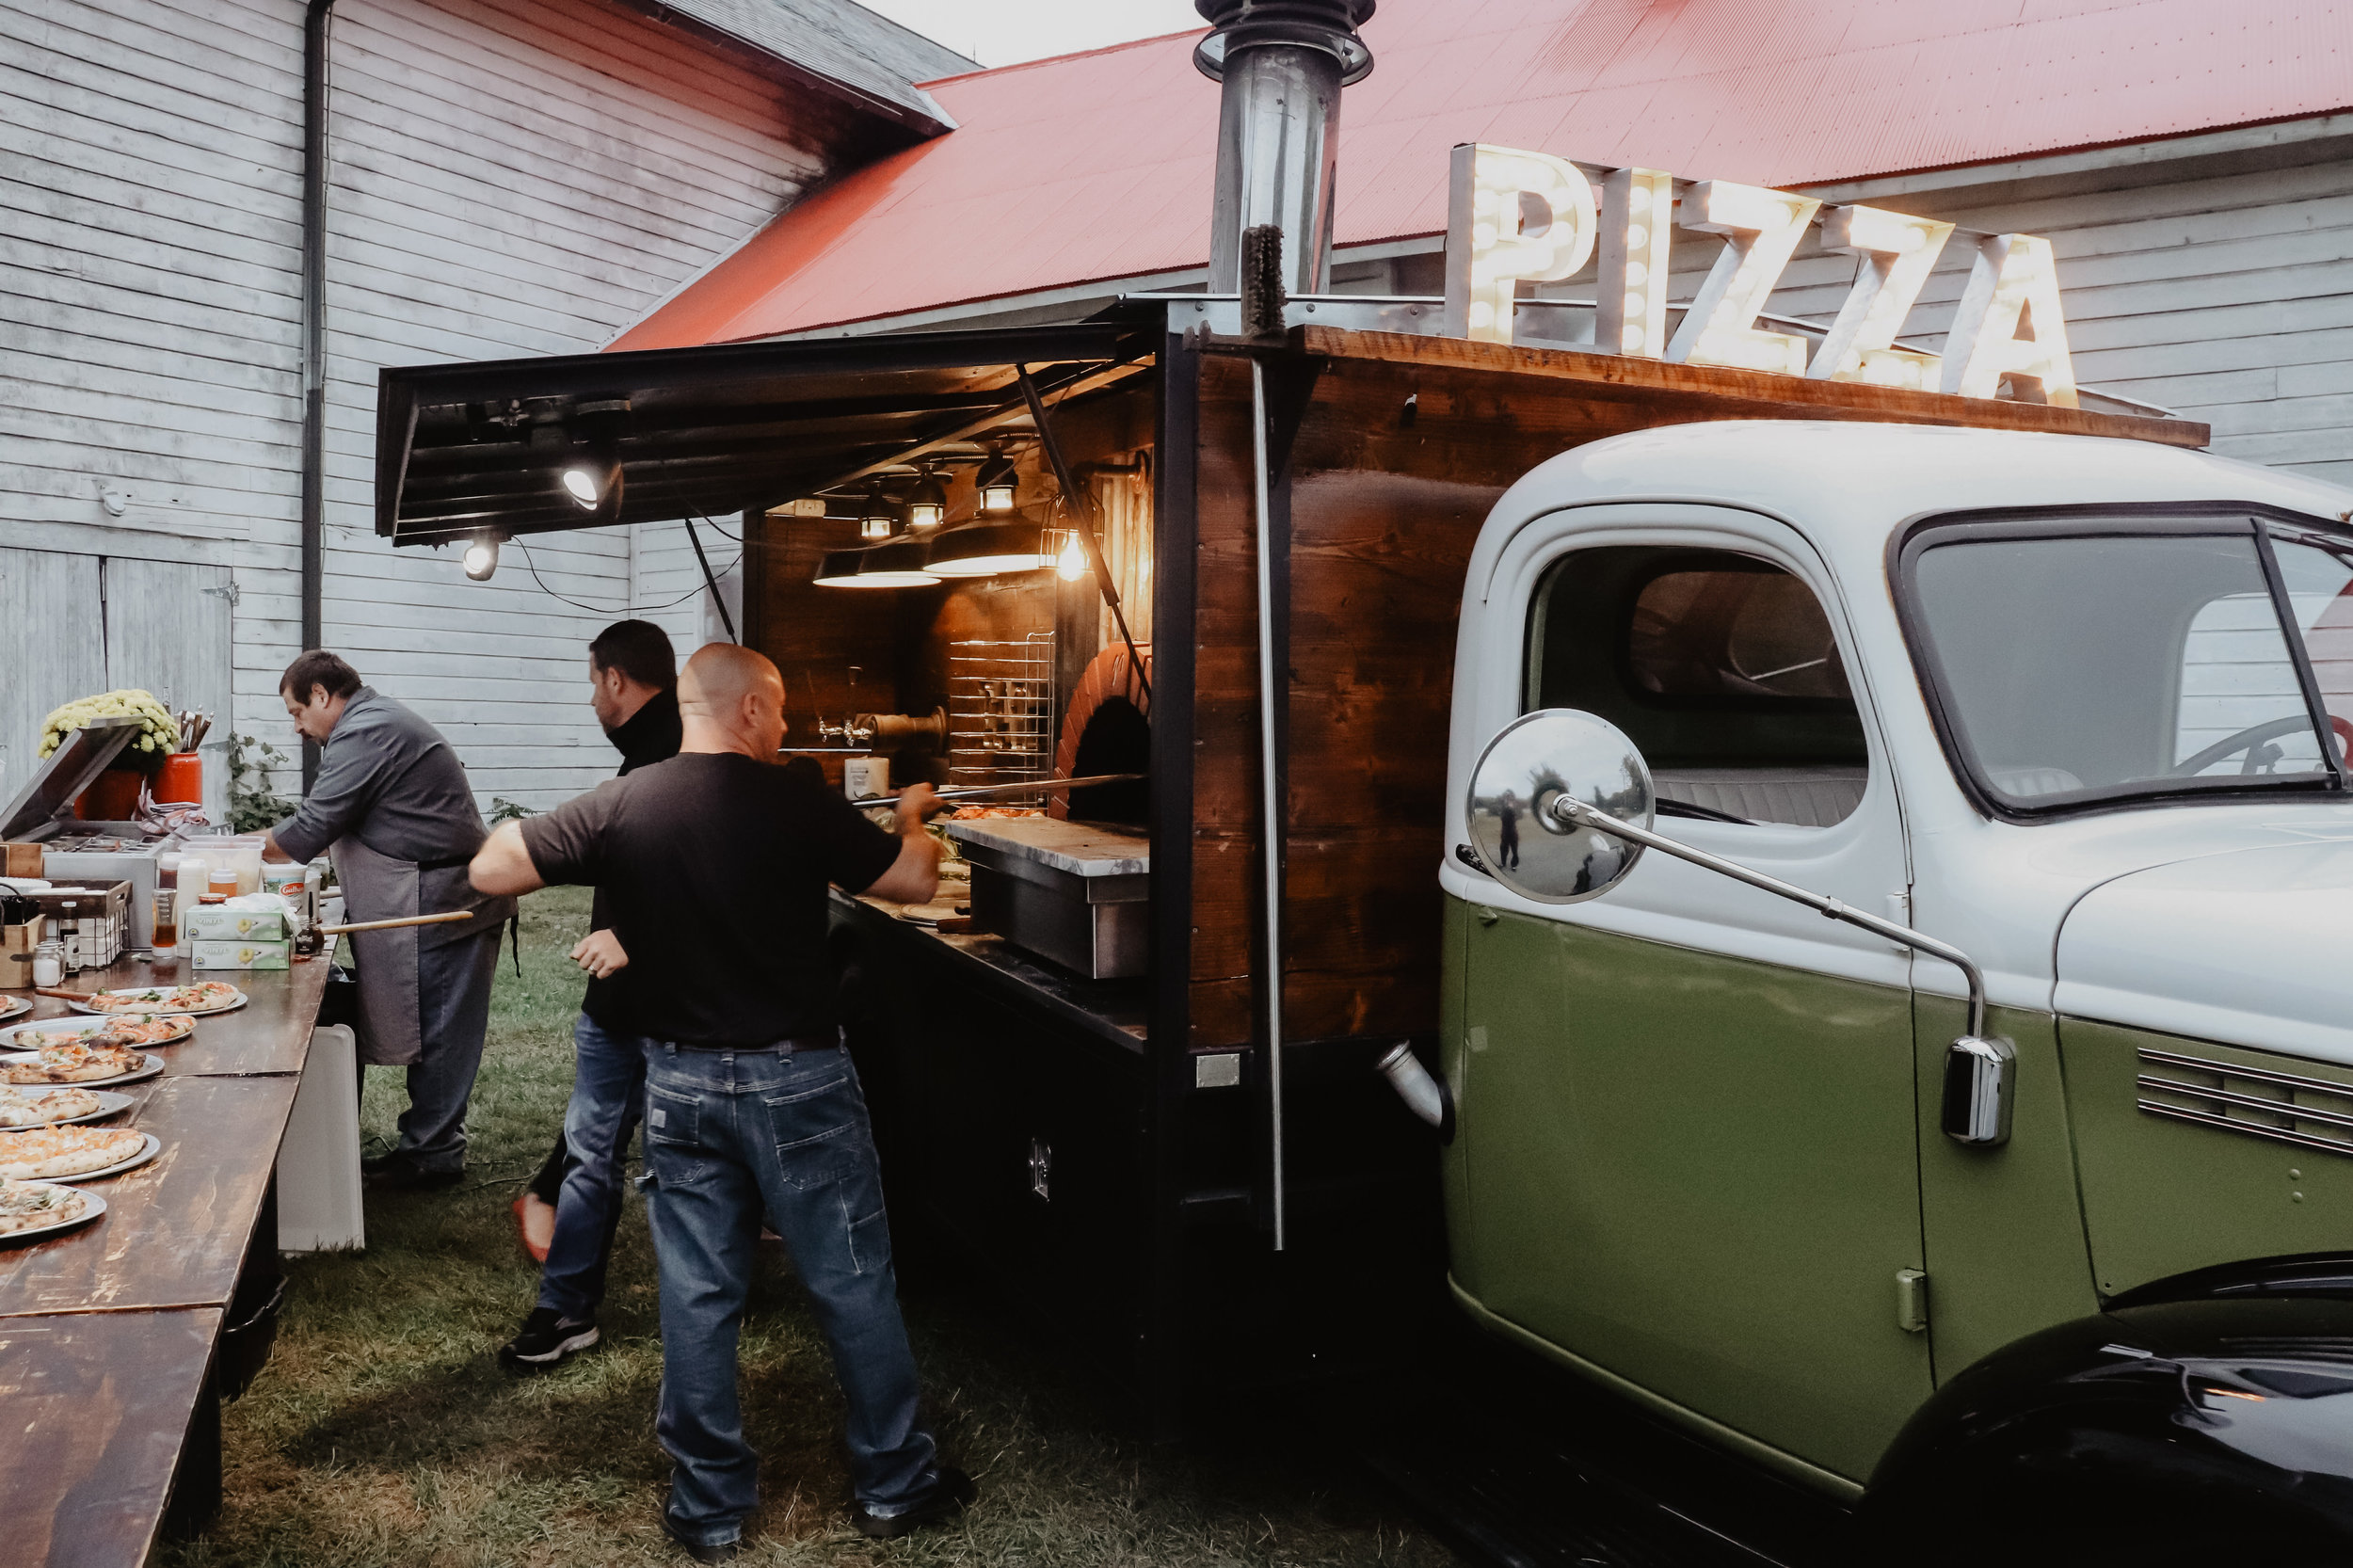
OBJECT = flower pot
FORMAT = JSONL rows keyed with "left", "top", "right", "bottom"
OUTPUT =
{"left": 75, "top": 768, "right": 144, "bottom": 824}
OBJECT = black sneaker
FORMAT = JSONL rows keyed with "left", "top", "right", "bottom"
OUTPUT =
{"left": 852, "top": 1464, "right": 976, "bottom": 1540}
{"left": 659, "top": 1507, "right": 740, "bottom": 1562}
{"left": 360, "top": 1151, "right": 463, "bottom": 1190}
{"left": 498, "top": 1306, "right": 599, "bottom": 1372}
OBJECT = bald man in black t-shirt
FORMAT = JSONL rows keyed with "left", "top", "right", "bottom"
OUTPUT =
{"left": 472, "top": 646, "right": 973, "bottom": 1559}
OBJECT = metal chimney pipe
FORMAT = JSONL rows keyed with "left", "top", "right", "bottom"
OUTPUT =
{"left": 1194, "top": 1, "right": 1376, "bottom": 296}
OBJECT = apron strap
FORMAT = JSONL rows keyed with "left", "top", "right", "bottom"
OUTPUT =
{"left": 508, "top": 910, "right": 522, "bottom": 977}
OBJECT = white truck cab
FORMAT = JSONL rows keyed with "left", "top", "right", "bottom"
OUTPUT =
{"left": 1435, "top": 420, "right": 2353, "bottom": 1557}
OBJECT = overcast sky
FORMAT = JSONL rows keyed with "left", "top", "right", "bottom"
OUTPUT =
{"left": 857, "top": 0, "right": 1205, "bottom": 71}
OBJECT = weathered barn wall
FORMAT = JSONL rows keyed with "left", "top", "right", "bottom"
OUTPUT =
{"left": 0, "top": 0, "right": 921, "bottom": 810}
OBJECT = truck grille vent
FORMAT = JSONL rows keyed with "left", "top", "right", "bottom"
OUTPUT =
{"left": 2136, "top": 1047, "right": 2353, "bottom": 1160}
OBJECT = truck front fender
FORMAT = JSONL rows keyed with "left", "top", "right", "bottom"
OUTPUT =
{"left": 1865, "top": 1268, "right": 2353, "bottom": 1549}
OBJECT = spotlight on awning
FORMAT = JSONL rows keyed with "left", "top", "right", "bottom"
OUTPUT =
{"left": 562, "top": 398, "right": 632, "bottom": 513}
{"left": 462, "top": 533, "right": 503, "bottom": 581}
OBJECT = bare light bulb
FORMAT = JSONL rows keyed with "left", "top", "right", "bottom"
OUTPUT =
{"left": 1056, "top": 533, "right": 1088, "bottom": 581}
{"left": 561, "top": 468, "right": 600, "bottom": 507}
{"left": 462, "top": 536, "right": 500, "bottom": 581}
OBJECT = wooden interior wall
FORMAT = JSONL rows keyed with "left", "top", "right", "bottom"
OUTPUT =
{"left": 748, "top": 383, "right": 1163, "bottom": 789}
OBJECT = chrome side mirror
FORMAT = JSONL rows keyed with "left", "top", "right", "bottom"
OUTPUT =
{"left": 1941, "top": 1035, "right": 2017, "bottom": 1146}
{"left": 1464, "top": 709, "right": 1655, "bottom": 904}
{"left": 1463, "top": 708, "right": 2014, "bottom": 1150}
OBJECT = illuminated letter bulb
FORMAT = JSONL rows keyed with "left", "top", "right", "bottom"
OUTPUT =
{"left": 1445, "top": 142, "right": 1599, "bottom": 344}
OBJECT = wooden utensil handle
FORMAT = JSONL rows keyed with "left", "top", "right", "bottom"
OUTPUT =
{"left": 317, "top": 910, "right": 476, "bottom": 935}
{"left": 34, "top": 987, "right": 95, "bottom": 1000}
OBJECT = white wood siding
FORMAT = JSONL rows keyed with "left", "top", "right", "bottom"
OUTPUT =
{"left": 2, "top": 0, "right": 850, "bottom": 817}
{"left": 318, "top": 0, "right": 836, "bottom": 809}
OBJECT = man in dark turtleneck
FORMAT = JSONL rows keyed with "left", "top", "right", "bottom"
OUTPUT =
{"left": 501, "top": 619, "right": 682, "bottom": 1370}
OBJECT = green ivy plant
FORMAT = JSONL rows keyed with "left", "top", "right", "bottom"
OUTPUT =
{"left": 227, "top": 731, "right": 299, "bottom": 834}
{"left": 488, "top": 796, "right": 537, "bottom": 823}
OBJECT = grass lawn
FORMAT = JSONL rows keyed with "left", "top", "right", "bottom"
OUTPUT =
{"left": 174, "top": 886, "right": 1457, "bottom": 1568}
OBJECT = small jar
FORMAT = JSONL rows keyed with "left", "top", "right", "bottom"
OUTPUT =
{"left": 208, "top": 866, "right": 238, "bottom": 901}
{"left": 32, "top": 932, "right": 62, "bottom": 988}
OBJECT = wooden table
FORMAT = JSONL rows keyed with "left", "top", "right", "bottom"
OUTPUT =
{"left": 0, "top": 955, "right": 332, "bottom": 1568}
{"left": 0, "top": 1311, "right": 224, "bottom": 1568}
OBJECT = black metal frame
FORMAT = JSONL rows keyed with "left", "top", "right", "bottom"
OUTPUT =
{"left": 375, "top": 321, "right": 1154, "bottom": 544}
{"left": 1887, "top": 500, "right": 2353, "bottom": 823}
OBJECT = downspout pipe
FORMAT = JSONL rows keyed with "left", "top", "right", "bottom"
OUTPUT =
{"left": 299, "top": 0, "right": 336, "bottom": 790}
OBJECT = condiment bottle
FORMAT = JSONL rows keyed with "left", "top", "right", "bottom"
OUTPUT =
{"left": 59, "top": 901, "right": 81, "bottom": 975}
{"left": 208, "top": 865, "right": 238, "bottom": 902}
{"left": 177, "top": 856, "right": 208, "bottom": 958}
{"left": 31, "top": 926, "right": 62, "bottom": 988}
{"left": 152, "top": 853, "right": 182, "bottom": 953}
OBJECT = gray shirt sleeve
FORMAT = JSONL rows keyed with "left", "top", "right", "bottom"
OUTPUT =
{"left": 272, "top": 689, "right": 488, "bottom": 868}
{"left": 272, "top": 718, "right": 392, "bottom": 865}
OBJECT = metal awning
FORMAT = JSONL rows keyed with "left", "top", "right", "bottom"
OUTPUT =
{"left": 374, "top": 320, "right": 1157, "bottom": 546}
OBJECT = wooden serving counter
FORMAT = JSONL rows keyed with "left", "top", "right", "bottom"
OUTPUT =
{"left": 0, "top": 952, "right": 332, "bottom": 1567}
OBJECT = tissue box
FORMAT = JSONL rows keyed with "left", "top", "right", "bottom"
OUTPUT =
{"left": 190, "top": 939, "right": 290, "bottom": 970}
{"left": 184, "top": 906, "right": 288, "bottom": 941}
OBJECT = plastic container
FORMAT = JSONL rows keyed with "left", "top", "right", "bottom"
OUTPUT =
{"left": 190, "top": 835, "right": 265, "bottom": 897}
{"left": 208, "top": 867, "right": 240, "bottom": 900}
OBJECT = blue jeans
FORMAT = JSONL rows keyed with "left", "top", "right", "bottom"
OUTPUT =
{"left": 642, "top": 1041, "right": 938, "bottom": 1545}
{"left": 536, "top": 1012, "right": 648, "bottom": 1321}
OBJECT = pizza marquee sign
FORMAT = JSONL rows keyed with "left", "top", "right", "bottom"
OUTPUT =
{"left": 1442, "top": 143, "right": 2078, "bottom": 408}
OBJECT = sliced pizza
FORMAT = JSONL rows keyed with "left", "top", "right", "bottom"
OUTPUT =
{"left": 0, "top": 1088, "right": 104, "bottom": 1127}
{"left": 86, "top": 982, "right": 239, "bottom": 1014}
{"left": 0, "top": 1177, "right": 87, "bottom": 1236}
{"left": 104, "top": 1016, "right": 191, "bottom": 1045}
{"left": 0, "top": 1125, "right": 145, "bottom": 1181}
{"left": 0, "top": 1043, "right": 148, "bottom": 1084}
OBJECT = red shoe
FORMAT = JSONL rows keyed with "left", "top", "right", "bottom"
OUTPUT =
{"left": 512, "top": 1192, "right": 555, "bottom": 1263}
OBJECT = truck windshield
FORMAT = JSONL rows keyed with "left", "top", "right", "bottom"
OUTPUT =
{"left": 1902, "top": 518, "right": 2353, "bottom": 814}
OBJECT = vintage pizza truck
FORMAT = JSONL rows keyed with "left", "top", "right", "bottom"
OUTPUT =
{"left": 371, "top": 1, "right": 2353, "bottom": 1550}
{"left": 375, "top": 304, "right": 2353, "bottom": 1555}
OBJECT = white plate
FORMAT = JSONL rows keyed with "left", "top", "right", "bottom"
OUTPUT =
{"left": 0, "top": 1015, "right": 194, "bottom": 1050}
{"left": 0, "top": 1089, "right": 133, "bottom": 1129}
{"left": 0, "top": 1051, "right": 165, "bottom": 1089}
{"left": 0, "top": 1181, "right": 106, "bottom": 1244}
{"left": 8, "top": 1131, "right": 162, "bottom": 1185}
{"left": 0, "top": 997, "right": 28, "bottom": 1023}
{"left": 68, "top": 984, "right": 246, "bottom": 1017}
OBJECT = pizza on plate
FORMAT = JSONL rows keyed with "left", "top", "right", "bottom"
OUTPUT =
{"left": 1, "top": 1042, "right": 147, "bottom": 1084}
{"left": 0, "top": 1126, "right": 145, "bottom": 1180}
{"left": 104, "top": 1016, "right": 190, "bottom": 1045}
{"left": 0, "top": 1088, "right": 103, "bottom": 1127}
{"left": 88, "top": 982, "right": 238, "bottom": 1013}
{"left": 0, "top": 1178, "right": 87, "bottom": 1236}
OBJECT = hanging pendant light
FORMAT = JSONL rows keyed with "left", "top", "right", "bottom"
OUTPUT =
{"left": 859, "top": 486, "right": 900, "bottom": 542}
{"left": 904, "top": 468, "right": 950, "bottom": 531}
{"left": 812, "top": 539, "right": 940, "bottom": 588}
{"left": 1042, "top": 528, "right": 1090, "bottom": 581}
{"left": 974, "top": 443, "right": 1018, "bottom": 514}
{"left": 927, "top": 519, "right": 1052, "bottom": 578}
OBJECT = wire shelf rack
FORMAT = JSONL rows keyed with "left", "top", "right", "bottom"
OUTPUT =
{"left": 948, "top": 632, "right": 1056, "bottom": 803}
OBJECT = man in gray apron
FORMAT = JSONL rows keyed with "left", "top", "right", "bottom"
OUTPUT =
{"left": 266, "top": 650, "right": 515, "bottom": 1189}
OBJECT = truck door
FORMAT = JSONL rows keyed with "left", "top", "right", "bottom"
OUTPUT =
{"left": 1454, "top": 524, "right": 1930, "bottom": 1486}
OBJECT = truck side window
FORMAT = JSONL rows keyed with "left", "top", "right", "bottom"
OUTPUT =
{"left": 1526, "top": 547, "right": 1868, "bottom": 827}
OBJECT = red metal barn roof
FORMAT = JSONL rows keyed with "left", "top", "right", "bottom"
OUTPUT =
{"left": 613, "top": 0, "right": 2353, "bottom": 349}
